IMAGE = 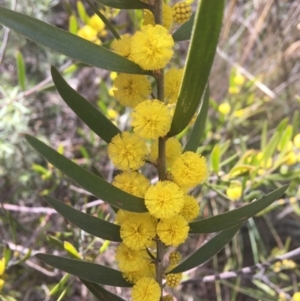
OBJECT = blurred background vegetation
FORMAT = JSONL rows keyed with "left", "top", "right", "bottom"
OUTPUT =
{"left": 0, "top": 0, "right": 300, "bottom": 300}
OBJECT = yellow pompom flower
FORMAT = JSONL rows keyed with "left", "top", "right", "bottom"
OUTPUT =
{"left": 293, "top": 133, "right": 300, "bottom": 148}
{"left": 132, "top": 277, "right": 161, "bottom": 301}
{"left": 113, "top": 171, "right": 150, "bottom": 197}
{"left": 0, "top": 257, "right": 5, "bottom": 291}
{"left": 218, "top": 102, "right": 231, "bottom": 115}
{"left": 169, "top": 251, "right": 182, "bottom": 265}
{"left": 113, "top": 74, "right": 151, "bottom": 108}
{"left": 130, "top": 25, "right": 174, "bottom": 70}
{"left": 172, "top": 2, "right": 192, "bottom": 24}
{"left": 162, "top": 295, "right": 174, "bottom": 301}
{"left": 111, "top": 34, "right": 132, "bottom": 57}
{"left": 226, "top": 182, "right": 242, "bottom": 201}
{"left": 164, "top": 68, "right": 183, "bottom": 104}
{"left": 171, "top": 151, "right": 208, "bottom": 187}
{"left": 165, "top": 272, "right": 182, "bottom": 288}
{"left": 145, "top": 181, "right": 184, "bottom": 219}
{"left": 108, "top": 132, "right": 148, "bottom": 171}
{"left": 77, "top": 25, "right": 101, "bottom": 45}
{"left": 120, "top": 214, "right": 157, "bottom": 250}
{"left": 123, "top": 262, "right": 155, "bottom": 283}
{"left": 180, "top": 195, "right": 200, "bottom": 222}
{"left": 233, "top": 73, "right": 245, "bottom": 86}
{"left": 157, "top": 215, "right": 189, "bottom": 246}
{"left": 88, "top": 14, "right": 106, "bottom": 35}
{"left": 131, "top": 100, "right": 172, "bottom": 139}
{"left": 143, "top": 3, "right": 173, "bottom": 31}
{"left": 285, "top": 152, "right": 297, "bottom": 166}
{"left": 116, "top": 243, "right": 149, "bottom": 272}
{"left": 149, "top": 137, "right": 182, "bottom": 167}
{"left": 293, "top": 292, "right": 300, "bottom": 301}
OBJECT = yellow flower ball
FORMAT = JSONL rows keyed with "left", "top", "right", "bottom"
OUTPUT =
{"left": 149, "top": 137, "right": 182, "bottom": 167}
{"left": 285, "top": 151, "right": 297, "bottom": 166}
{"left": 145, "top": 181, "right": 184, "bottom": 219}
{"left": 228, "top": 86, "right": 240, "bottom": 95}
{"left": 113, "top": 171, "right": 150, "bottom": 197}
{"left": 226, "top": 182, "right": 242, "bottom": 201}
{"left": 0, "top": 258, "right": 4, "bottom": 276}
{"left": 130, "top": 25, "right": 174, "bottom": 70}
{"left": 171, "top": 151, "right": 208, "bottom": 187}
{"left": 111, "top": 34, "right": 132, "bottom": 57}
{"left": 116, "top": 243, "right": 149, "bottom": 272}
{"left": 165, "top": 272, "right": 182, "bottom": 288}
{"left": 233, "top": 73, "right": 245, "bottom": 86}
{"left": 108, "top": 132, "right": 148, "bottom": 171}
{"left": 164, "top": 68, "right": 183, "bottom": 104}
{"left": 169, "top": 251, "right": 182, "bottom": 265}
{"left": 131, "top": 100, "right": 172, "bottom": 139}
{"left": 180, "top": 195, "right": 200, "bottom": 222}
{"left": 113, "top": 74, "right": 152, "bottom": 108}
{"left": 77, "top": 25, "right": 101, "bottom": 45}
{"left": 172, "top": 2, "right": 192, "bottom": 24}
{"left": 293, "top": 292, "right": 300, "bottom": 301}
{"left": 88, "top": 14, "right": 105, "bottom": 35}
{"left": 157, "top": 215, "right": 189, "bottom": 246}
{"left": 132, "top": 277, "right": 161, "bottom": 301}
{"left": 162, "top": 295, "right": 174, "bottom": 301}
{"left": 293, "top": 133, "right": 300, "bottom": 148}
{"left": 143, "top": 3, "right": 173, "bottom": 31}
{"left": 123, "top": 262, "right": 155, "bottom": 283}
{"left": 120, "top": 213, "right": 157, "bottom": 250}
{"left": 218, "top": 102, "right": 231, "bottom": 115}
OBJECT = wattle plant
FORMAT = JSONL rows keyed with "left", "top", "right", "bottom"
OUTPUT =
{"left": 0, "top": 1, "right": 288, "bottom": 300}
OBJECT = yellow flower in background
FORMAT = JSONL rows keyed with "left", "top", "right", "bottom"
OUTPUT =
{"left": 157, "top": 215, "right": 189, "bottom": 246}
{"left": 293, "top": 133, "right": 300, "bottom": 148}
{"left": 131, "top": 100, "right": 172, "bottom": 139}
{"left": 218, "top": 102, "right": 231, "bottom": 115}
{"left": 165, "top": 272, "right": 182, "bottom": 288}
{"left": 164, "top": 68, "right": 183, "bottom": 104}
{"left": 256, "top": 152, "right": 273, "bottom": 169}
{"left": 113, "top": 171, "right": 150, "bottom": 197}
{"left": 116, "top": 243, "right": 149, "bottom": 272}
{"left": 179, "top": 195, "right": 200, "bottom": 222}
{"left": 123, "top": 261, "right": 155, "bottom": 283}
{"left": 111, "top": 34, "right": 132, "bottom": 57}
{"left": 77, "top": 25, "right": 101, "bottom": 44}
{"left": 149, "top": 137, "right": 182, "bottom": 167}
{"left": 113, "top": 74, "right": 151, "bottom": 108}
{"left": 143, "top": 3, "right": 173, "bottom": 31}
{"left": 293, "top": 292, "right": 300, "bottom": 301}
{"left": 120, "top": 213, "right": 157, "bottom": 250}
{"left": 226, "top": 182, "right": 242, "bottom": 201}
{"left": 0, "top": 257, "right": 5, "bottom": 291}
{"left": 277, "top": 140, "right": 293, "bottom": 152}
{"left": 171, "top": 151, "right": 208, "bottom": 187}
{"left": 145, "top": 181, "right": 184, "bottom": 219}
{"left": 88, "top": 14, "right": 106, "bottom": 36}
{"left": 233, "top": 73, "right": 245, "bottom": 86}
{"left": 108, "top": 132, "right": 148, "bottom": 171}
{"left": 169, "top": 251, "right": 182, "bottom": 265}
{"left": 130, "top": 25, "right": 174, "bottom": 70}
{"left": 132, "top": 277, "right": 161, "bottom": 301}
{"left": 172, "top": 2, "right": 192, "bottom": 24}
{"left": 228, "top": 86, "right": 240, "bottom": 94}
{"left": 162, "top": 295, "right": 174, "bottom": 301}
{"left": 285, "top": 151, "right": 297, "bottom": 166}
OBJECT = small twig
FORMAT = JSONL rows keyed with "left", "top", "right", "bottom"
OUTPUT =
{"left": 181, "top": 247, "right": 300, "bottom": 285}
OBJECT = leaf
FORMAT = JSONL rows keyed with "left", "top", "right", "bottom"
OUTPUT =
{"left": 184, "top": 85, "right": 209, "bottom": 152}
{"left": 80, "top": 279, "right": 126, "bottom": 301}
{"left": 26, "top": 135, "right": 147, "bottom": 213}
{"left": 64, "top": 241, "right": 82, "bottom": 259}
{"left": 77, "top": 1, "right": 90, "bottom": 23}
{"left": 189, "top": 185, "right": 288, "bottom": 234}
{"left": 168, "top": 0, "right": 225, "bottom": 136}
{"left": 51, "top": 66, "right": 120, "bottom": 144}
{"left": 44, "top": 196, "right": 122, "bottom": 242}
{"left": 36, "top": 253, "right": 132, "bottom": 287}
{"left": 16, "top": 51, "right": 26, "bottom": 91}
{"left": 170, "top": 224, "right": 240, "bottom": 273}
{"left": 172, "top": 13, "right": 195, "bottom": 42}
{"left": 93, "top": 0, "right": 150, "bottom": 9}
{"left": 0, "top": 6, "right": 149, "bottom": 74}
{"left": 211, "top": 144, "right": 221, "bottom": 174}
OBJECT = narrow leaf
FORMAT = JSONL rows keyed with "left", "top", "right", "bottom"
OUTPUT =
{"left": 168, "top": 0, "right": 225, "bottom": 136}
{"left": 16, "top": 51, "right": 26, "bottom": 91}
{"left": 172, "top": 13, "right": 195, "bottom": 42}
{"left": 189, "top": 185, "right": 288, "bottom": 234}
{"left": 26, "top": 135, "right": 147, "bottom": 213}
{"left": 51, "top": 66, "right": 120, "bottom": 143}
{"left": 64, "top": 241, "right": 82, "bottom": 259}
{"left": 69, "top": 15, "right": 78, "bottom": 34}
{"left": 93, "top": 0, "right": 149, "bottom": 9}
{"left": 170, "top": 225, "right": 240, "bottom": 273}
{"left": 211, "top": 144, "right": 221, "bottom": 174}
{"left": 36, "top": 253, "right": 132, "bottom": 287}
{"left": 184, "top": 85, "right": 209, "bottom": 152}
{"left": 0, "top": 6, "right": 149, "bottom": 74}
{"left": 77, "top": 1, "right": 90, "bottom": 24}
{"left": 80, "top": 279, "right": 126, "bottom": 301}
{"left": 44, "top": 196, "right": 121, "bottom": 242}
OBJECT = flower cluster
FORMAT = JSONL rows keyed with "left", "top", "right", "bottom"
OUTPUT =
{"left": 0, "top": 257, "right": 5, "bottom": 291}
